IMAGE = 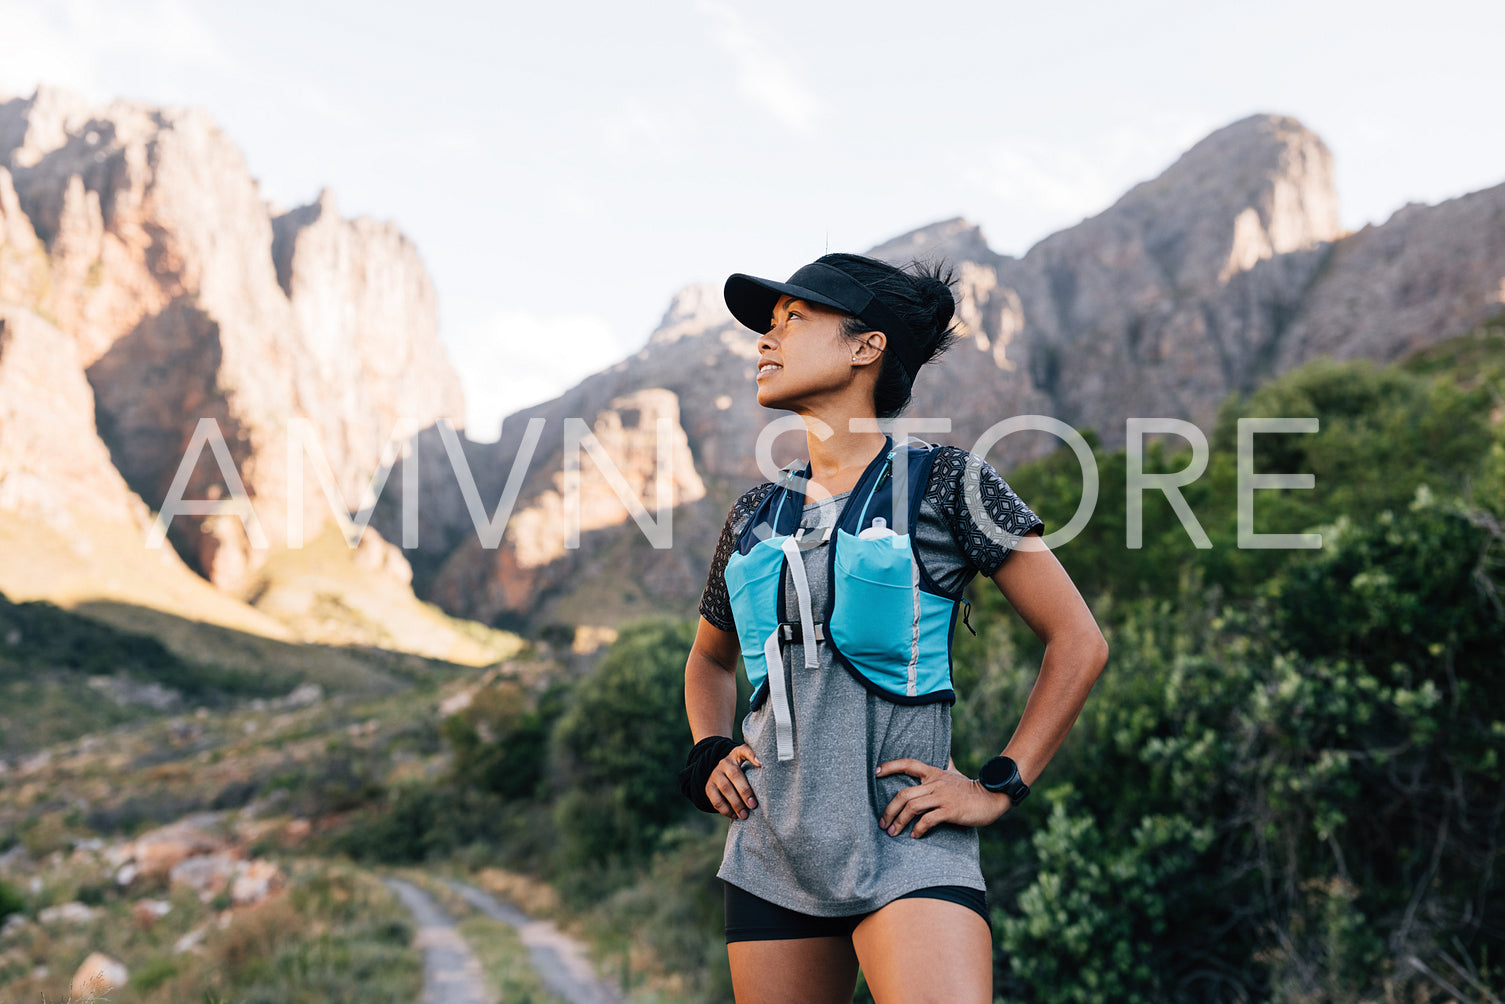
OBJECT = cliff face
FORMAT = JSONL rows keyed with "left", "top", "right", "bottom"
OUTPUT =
{"left": 377, "top": 279, "right": 760, "bottom": 625}
{"left": 0, "top": 300, "right": 304, "bottom": 641}
{"left": 425, "top": 388, "right": 708, "bottom": 627}
{"left": 0, "top": 87, "right": 463, "bottom": 590}
{"left": 1271, "top": 188, "right": 1505, "bottom": 369}
{"left": 0, "top": 306, "right": 151, "bottom": 536}
{"left": 385, "top": 112, "right": 1505, "bottom": 627}
{"left": 271, "top": 188, "right": 464, "bottom": 483}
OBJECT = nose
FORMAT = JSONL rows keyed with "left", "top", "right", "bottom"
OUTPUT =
{"left": 758, "top": 324, "right": 778, "bottom": 353}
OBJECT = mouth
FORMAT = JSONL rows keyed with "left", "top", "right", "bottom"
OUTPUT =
{"left": 757, "top": 362, "right": 782, "bottom": 380}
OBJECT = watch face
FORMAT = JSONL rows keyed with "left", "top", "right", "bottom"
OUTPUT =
{"left": 980, "top": 756, "right": 1019, "bottom": 791}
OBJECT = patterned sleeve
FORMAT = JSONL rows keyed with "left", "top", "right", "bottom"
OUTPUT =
{"left": 928, "top": 446, "right": 1045, "bottom": 576}
{"left": 698, "top": 482, "right": 776, "bottom": 632}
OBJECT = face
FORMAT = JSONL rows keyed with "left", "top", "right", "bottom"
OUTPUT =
{"left": 755, "top": 295, "right": 856, "bottom": 412}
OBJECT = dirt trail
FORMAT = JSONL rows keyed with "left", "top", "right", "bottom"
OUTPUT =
{"left": 383, "top": 877, "right": 490, "bottom": 1004}
{"left": 443, "top": 878, "right": 624, "bottom": 1004}
{"left": 383, "top": 875, "right": 623, "bottom": 1004}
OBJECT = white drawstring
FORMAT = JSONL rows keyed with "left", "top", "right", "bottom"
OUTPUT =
{"left": 763, "top": 535, "right": 820, "bottom": 762}
{"left": 762, "top": 629, "right": 794, "bottom": 761}
{"left": 781, "top": 537, "right": 819, "bottom": 670}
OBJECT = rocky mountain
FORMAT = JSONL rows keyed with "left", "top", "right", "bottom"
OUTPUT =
{"left": 3, "top": 90, "right": 1502, "bottom": 637}
{"left": 0, "top": 86, "right": 511, "bottom": 666}
{"left": 902, "top": 113, "right": 1344, "bottom": 449}
{"left": 0, "top": 86, "right": 462, "bottom": 592}
{"left": 382, "top": 113, "right": 1505, "bottom": 628}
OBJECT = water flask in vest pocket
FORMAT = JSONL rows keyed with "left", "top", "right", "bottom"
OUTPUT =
{"left": 830, "top": 527, "right": 916, "bottom": 690}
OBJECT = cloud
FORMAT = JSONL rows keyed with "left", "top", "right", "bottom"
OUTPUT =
{"left": 694, "top": 0, "right": 822, "bottom": 134}
{"left": 600, "top": 95, "right": 691, "bottom": 164}
{"left": 448, "top": 310, "right": 630, "bottom": 444}
{"left": 0, "top": 1, "right": 101, "bottom": 98}
{"left": 0, "top": 0, "right": 230, "bottom": 100}
{"left": 965, "top": 114, "right": 1217, "bottom": 247}
{"left": 976, "top": 142, "right": 1115, "bottom": 221}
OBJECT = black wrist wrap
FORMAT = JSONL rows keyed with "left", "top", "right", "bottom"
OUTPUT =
{"left": 677, "top": 736, "right": 738, "bottom": 813}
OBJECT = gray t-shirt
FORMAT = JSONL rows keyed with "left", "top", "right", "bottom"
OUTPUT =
{"left": 698, "top": 446, "right": 1043, "bottom": 916}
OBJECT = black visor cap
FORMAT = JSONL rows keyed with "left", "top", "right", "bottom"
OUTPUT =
{"left": 725, "top": 264, "right": 855, "bottom": 333}
{"left": 723, "top": 261, "right": 917, "bottom": 379}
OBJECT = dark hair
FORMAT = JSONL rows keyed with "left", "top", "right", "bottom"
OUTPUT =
{"left": 820, "top": 253, "right": 958, "bottom": 419}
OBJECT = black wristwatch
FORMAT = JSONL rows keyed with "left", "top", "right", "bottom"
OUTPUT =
{"left": 977, "top": 755, "right": 1030, "bottom": 805}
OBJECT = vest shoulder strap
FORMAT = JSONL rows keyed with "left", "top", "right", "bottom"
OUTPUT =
{"left": 840, "top": 440, "right": 943, "bottom": 535}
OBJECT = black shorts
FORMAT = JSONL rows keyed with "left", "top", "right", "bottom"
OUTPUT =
{"left": 724, "top": 881, "right": 991, "bottom": 943}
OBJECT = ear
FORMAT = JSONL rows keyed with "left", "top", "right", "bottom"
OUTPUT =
{"left": 850, "top": 330, "right": 886, "bottom": 366}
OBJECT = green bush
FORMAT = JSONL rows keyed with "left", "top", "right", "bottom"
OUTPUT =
{"left": 987, "top": 487, "right": 1504, "bottom": 1002}
{"left": 329, "top": 783, "right": 508, "bottom": 864}
{"left": 0, "top": 592, "right": 286, "bottom": 700}
{"left": 442, "top": 678, "right": 563, "bottom": 800}
{"left": 1001, "top": 794, "right": 1213, "bottom": 1004}
{"left": 582, "top": 825, "right": 734, "bottom": 1001}
{"left": 549, "top": 619, "right": 698, "bottom": 875}
{"left": 129, "top": 956, "right": 181, "bottom": 992}
{"left": 0, "top": 878, "right": 23, "bottom": 923}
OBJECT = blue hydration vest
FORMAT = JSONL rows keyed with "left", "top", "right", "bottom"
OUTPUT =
{"left": 722, "top": 437, "right": 970, "bottom": 761}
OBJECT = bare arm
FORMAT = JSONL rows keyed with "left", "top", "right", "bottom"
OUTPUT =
{"left": 878, "top": 530, "right": 1109, "bottom": 836}
{"left": 987, "top": 530, "right": 1109, "bottom": 786}
{"left": 685, "top": 616, "right": 743, "bottom": 742}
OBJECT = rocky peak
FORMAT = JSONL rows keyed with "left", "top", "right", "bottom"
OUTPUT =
{"left": 0, "top": 85, "right": 102, "bottom": 168}
{"left": 0, "top": 306, "right": 149, "bottom": 533}
{"left": 269, "top": 183, "right": 463, "bottom": 487}
{"left": 868, "top": 217, "right": 996, "bottom": 266}
{"left": 1092, "top": 112, "right": 1341, "bottom": 288}
{"left": 0, "top": 167, "right": 45, "bottom": 305}
{"left": 269, "top": 188, "right": 337, "bottom": 294}
{"left": 647, "top": 282, "right": 733, "bottom": 346}
{"left": 425, "top": 387, "right": 707, "bottom": 625}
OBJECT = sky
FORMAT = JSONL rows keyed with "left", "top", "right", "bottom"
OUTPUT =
{"left": 3, "top": 0, "right": 1503, "bottom": 441}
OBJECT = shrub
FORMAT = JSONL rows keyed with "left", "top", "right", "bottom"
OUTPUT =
{"left": 0, "top": 878, "right": 23, "bottom": 923}
{"left": 442, "top": 678, "right": 562, "bottom": 801}
{"left": 549, "top": 619, "right": 698, "bottom": 875}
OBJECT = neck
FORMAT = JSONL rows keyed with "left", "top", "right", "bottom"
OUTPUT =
{"left": 798, "top": 407, "right": 886, "bottom": 501}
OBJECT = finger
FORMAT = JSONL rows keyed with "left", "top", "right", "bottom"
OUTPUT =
{"left": 712, "top": 778, "right": 747, "bottom": 818}
{"left": 878, "top": 783, "right": 929, "bottom": 830}
{"left": 887, "top": 791, "right": 942, "bottom": 836}
{"left": 877, "top": 786, "right": 908, "bottom": 829}
{"left": 734, "top": 744, "right": 762, "bottom": 770}
{"left": 715, "top": 761, "right": 762, "bottom": 818}
{"left": 705, "top": 781, "right": 735, "bottom": 820}
{"left": 718, "top": 758, "right": 758, "bottom": 811}
{"left": 910, "top": 803, "right": 950, "bottom": 838}
{"left": 712, "top": 771, "right": 751, "bottom": 818}
{"left": 875, "top": 758, "right": 930, "bottom": 780}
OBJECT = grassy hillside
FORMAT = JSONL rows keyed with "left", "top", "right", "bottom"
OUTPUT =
{"left": 0, "top": 646, "right": 537, "bottom": 1000}
{"left": 0, "top": 588, "right": 524, "bottom": 758}
{"left": 0, "top": 511, "right": 525, "bottom": 674}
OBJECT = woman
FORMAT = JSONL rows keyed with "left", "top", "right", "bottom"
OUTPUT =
{"left": 680, "top": 252, "right": 1108, "bottom": 1003}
